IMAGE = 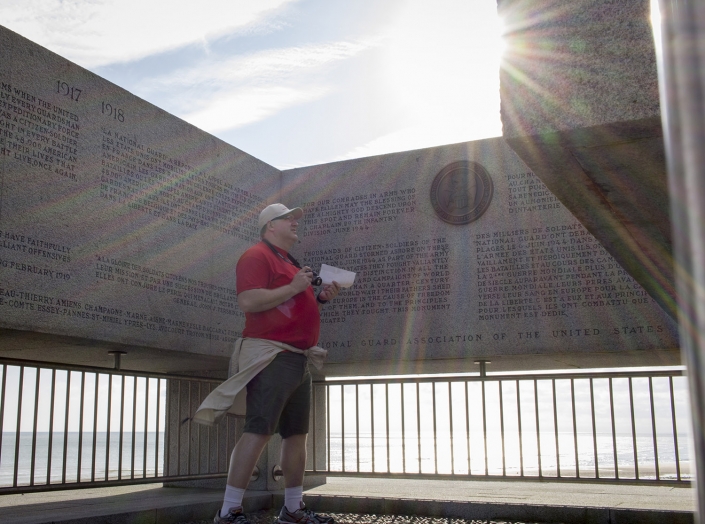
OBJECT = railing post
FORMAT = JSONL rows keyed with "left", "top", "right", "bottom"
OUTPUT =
{"left": 475, "top": 360, "right": 491, "bottom": 378}
{"left": 108, "top": 351, "right": 126, "bottom": 371}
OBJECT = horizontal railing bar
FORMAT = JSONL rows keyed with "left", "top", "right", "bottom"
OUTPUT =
{"left": 311, "top": 470, "right": 692, "bottom": 487}
{"left": 4, "top": 467, "right": 688, "bottom": 494}
{"left": 317, "top": 369, "right": 685, "bottom": 386}
{"left": 2, "top": 357, "right": 681, "bottom": 384}
{"left": 0, "top": 472, "right": 227, "bottom": 495}
{"left": 0, "top": 357, "right": 223, "bottom": 383}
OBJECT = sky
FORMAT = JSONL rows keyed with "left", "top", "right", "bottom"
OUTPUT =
{"left": 0, "top": 0, "right": 504, "bottom": 169}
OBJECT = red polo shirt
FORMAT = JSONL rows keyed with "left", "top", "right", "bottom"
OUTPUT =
{"left": 236, "top": 241, "right": 320, "bottom": 349}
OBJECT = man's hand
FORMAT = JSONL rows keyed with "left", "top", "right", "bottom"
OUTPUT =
{"left": 317, "top": 281, "right": 341, "bottom": 303}
{"left": 290, "top": 266, "right": 314, "bottom": 293}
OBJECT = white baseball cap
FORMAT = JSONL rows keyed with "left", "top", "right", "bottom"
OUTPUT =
{"left": 258, "top": 203, "right": 304, "bottom": 230}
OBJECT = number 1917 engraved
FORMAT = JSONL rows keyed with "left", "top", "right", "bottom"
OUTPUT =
{"left": 56, "top": 80, "right": 81, "bottom": 101}
{"left": 101, "top": 101, "right": 125, "bottom": 122}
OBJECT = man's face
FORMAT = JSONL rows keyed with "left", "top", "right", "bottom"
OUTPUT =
{"left": 268, "top": 213, "right": 300, "bottom": 246}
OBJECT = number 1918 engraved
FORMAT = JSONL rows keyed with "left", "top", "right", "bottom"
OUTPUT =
{"left": 101, "top": 101, "right": 125, "bottom": 122}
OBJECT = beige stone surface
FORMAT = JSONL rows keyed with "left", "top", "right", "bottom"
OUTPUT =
{"left": 0, "top": 25, "right": 277, "bottom": 372}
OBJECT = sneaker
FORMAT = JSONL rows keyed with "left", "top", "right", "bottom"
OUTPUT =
{"left": 276, "top": 502, "right": 335, "bottom": 524}
{"left": 215, "top": 506, "right": 250, "bottom": 524}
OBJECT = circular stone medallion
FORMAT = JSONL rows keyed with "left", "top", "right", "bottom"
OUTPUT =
{"left": 430, "top": 161, "right": 494, "bottom": 224}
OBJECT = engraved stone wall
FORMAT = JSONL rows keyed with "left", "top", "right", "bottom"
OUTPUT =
{"left": 0, "top": 25, "right": 276, "bottom": 363}
{"left": 283, "top": 139, "right": 679, "bottom": 374}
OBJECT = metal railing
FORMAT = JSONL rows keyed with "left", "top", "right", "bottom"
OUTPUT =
{"left": 0, "top": 357, "right": 233, "bottom": 494}
{"left": 311, "top": 368, "right": 691, "bottom": 484}
{"left": 1, "top": 358, "right": 692, "bottom": 494}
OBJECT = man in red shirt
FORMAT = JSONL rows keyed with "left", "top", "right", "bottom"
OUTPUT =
{"left": 215, "top": 204, "right": 340, "bottom": 524}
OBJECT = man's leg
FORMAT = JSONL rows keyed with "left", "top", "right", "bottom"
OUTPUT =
{"left": 227, "top": 432, "right": 271, "bottom": 487}
{"left": 272, "top": 355, "right": 333, "bottom": 523}
{"left": 277, "top": 433, "right": 333, "bottom": 524}
{"left": 280, "top": 433, "right": 307, "bottom": 488}
{"left": 280, "top": 433, "right": 307, "bottom": 514}
{"left": 218, "top": 432, "right": 270, "bottom": 520}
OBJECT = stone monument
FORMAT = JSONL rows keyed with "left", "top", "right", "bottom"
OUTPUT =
{"left": 0, "top": 23, "right": 679, "bottom": 378}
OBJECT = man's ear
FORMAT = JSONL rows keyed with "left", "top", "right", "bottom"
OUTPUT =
{"left": 263, "top": 221, "right": 275, "bottom": 237}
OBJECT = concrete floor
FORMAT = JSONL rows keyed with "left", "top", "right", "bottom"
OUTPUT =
{"left": 0, "top": 477, "right": 696, "bottom": 524}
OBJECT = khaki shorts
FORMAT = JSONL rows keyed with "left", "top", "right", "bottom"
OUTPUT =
{"left": 244, "top": 351, "right": 311, "bottom": 438}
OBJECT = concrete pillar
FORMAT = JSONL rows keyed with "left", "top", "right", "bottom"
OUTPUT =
{"left": 653, "top": 0, "right": 705, "bottom": 520}
{"left": 309, "top": 380, "right": 328, "bottom": 475}
{"left": 164, "top": 378, "right": 241, "bottom": 489}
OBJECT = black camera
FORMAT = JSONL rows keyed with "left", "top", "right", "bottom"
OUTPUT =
{"left": 309, "top": 269, "right": 322, "bottom": 286}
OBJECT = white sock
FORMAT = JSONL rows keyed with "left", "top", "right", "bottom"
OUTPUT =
{"left": 221, "top": 485, "right": 246, "bottom": 518}
{"left": 284, "top": 486, "right": 303, "bottom": 512}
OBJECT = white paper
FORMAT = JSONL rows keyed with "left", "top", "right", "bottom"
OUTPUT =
{"left": 319, "top": 264, "right": 356, "bottom": 288}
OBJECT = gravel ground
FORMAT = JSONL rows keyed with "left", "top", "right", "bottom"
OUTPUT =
{"left": 176, "top": 509, "right": 557, "bottom": 524}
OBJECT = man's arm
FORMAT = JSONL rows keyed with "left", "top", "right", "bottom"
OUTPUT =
{"left": 237, "top": 266, "right": 313, "bottom": 313}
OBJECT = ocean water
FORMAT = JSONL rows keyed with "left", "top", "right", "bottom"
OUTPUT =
{"left": 1, "top": 429, "right": 691, "bottom": 488}
{"left": 325, "top": 431, "right": 692, "bottom": 480}
{"left": 1, "top": 431, "right": 164, "bottom": 486}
